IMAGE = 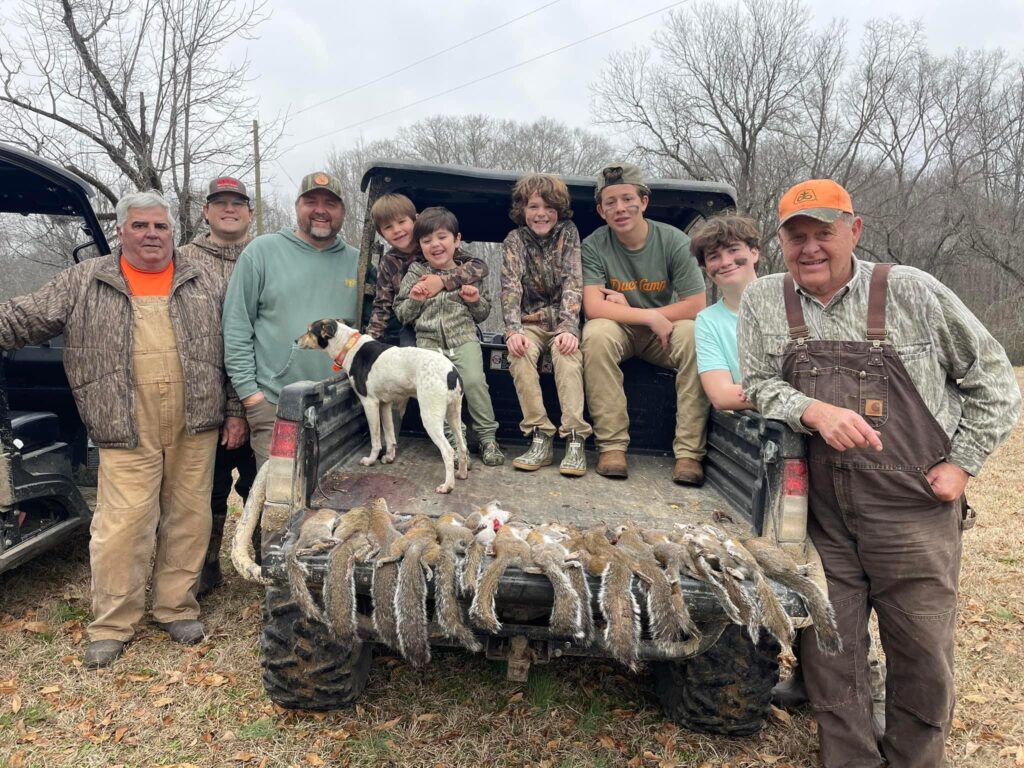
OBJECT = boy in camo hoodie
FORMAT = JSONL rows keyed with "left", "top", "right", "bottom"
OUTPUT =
{"left": 501, "top": 174, "right": 591, "bottom": 476}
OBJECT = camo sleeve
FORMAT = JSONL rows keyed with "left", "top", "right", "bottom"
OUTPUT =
{"left": 394, "top": 263, "right": 428, "bottom": 326}
{"left": 500, "top": 230, "right": 526, "bottom": 335}
{"left": 366, "top": 248, "right": 407, "bottom": 339}
{"left": 444, "top": 247, "right": 489, "bottom": 292}
{"left": 556, "top": 222, "right": 583, "bottom": 338}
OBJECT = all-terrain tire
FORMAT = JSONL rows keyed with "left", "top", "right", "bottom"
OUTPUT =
{"left": 652, "top": 625, "right": 781, "bottom": 736}
{"left": 260, "top": 586, "right": 372, "bottom": 710}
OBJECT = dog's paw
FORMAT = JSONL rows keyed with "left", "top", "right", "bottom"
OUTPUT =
{"left": 359, "top": 456, "right": 377, "bottom": 467}
{"left": 456, "top": 467, "right": 469, "bottom": 480}
{"left": 382, "top": 447, "right": 396, "bottom": 464}
{"left": 435, "top": 482, "right": 454, "bottom": 494}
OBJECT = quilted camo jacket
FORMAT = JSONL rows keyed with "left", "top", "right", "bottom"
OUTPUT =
{"left": 0, "top": 252, "right": 234, "bottom": 448}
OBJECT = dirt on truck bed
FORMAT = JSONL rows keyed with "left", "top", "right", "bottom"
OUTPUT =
{"left": 313, "top": 438, "right": 746, "bottom": 537}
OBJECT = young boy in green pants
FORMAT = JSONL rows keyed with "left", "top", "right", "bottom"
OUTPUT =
{"left": 501, "top": 173, "right": 591, "bottom": 475}
{"left": 394, "top": 207, "right": 504, "bottom": 466}
{"left": 365, "top": 193, "right": 488, "bottom": 344}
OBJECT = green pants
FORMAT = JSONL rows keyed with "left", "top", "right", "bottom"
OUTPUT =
{"left": 426, "top": 341, "right": 498, "bottom": 443}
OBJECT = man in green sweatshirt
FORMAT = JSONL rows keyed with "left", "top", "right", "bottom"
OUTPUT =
{"left": 223, "top": 171, "right": 359, "bottom": 466}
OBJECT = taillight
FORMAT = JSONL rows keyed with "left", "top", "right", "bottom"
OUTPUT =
{"left": 269, "top": 419, "right": 300, "bottom": 458}
{"left": 783, "top": 459, "right": 808, "bottom": 496}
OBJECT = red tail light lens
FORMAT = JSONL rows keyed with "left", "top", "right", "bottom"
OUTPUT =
{"left": 783, "top": 459, "right": 808, "bottom": 497}
{"left": 269, "top": 419, "right": 300, "bottom": 458}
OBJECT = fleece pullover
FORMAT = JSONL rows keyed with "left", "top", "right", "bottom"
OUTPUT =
{"left": 223, "top": 227, "right": 359, "bottom": 404}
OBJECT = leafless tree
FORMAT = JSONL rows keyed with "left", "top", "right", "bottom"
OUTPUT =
{"left": 0, "top": 0, "right": 280, "bottom": 241}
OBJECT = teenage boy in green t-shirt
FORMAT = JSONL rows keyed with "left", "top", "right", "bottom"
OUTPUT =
{"left": 580, "top": 163, "right": 709, "bottom": 484}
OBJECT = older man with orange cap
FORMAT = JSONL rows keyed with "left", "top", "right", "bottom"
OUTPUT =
{"left": 738, "top": 179, "right": 1020, "bottom": 768}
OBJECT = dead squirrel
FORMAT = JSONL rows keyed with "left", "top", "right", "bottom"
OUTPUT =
{"left": 286, "top": 508, "right": 342, "bottom": 624}
{"left": 674, "top": 523, "right": 748, "bottom": 628}
{"left": 742, "top": 537, "right": 842, "bottom": 654}
{"left": 568, "top": 524, "right": 641, "bottom": 670}
{"left": 470, "top": 522, "right": 532, "bottom": 633}
{"left": 322, "top": 498, "right": 401, "bottom": 644}
{"left": 377, "top": 515, "right": 441, "bottom": 667}
{"left": 526, "top": 525, "right": 585, "bottom": 639}
{"left": 461, "top": 501, "right": 510, "bottom": 597}
{"left": 615, "top": 524, "right": 699, "bottom": 648}
{"left": 433, "top": 512, "right": 481, "bottom": 652}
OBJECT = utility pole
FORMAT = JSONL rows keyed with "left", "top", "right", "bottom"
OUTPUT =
{"left": 252, "top": 119, "right": 264, "bottom": 235}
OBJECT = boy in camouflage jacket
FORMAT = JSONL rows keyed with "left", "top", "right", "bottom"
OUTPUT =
{"left": 501, "top": 174, "right": 591, "bottom": 476}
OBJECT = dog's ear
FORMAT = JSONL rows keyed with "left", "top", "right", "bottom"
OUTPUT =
{"left": 308, "top": 319, "right": 338, "bottom": 349}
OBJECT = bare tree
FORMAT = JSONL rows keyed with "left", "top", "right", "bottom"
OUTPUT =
{"left": 0, "top": 0, "right": 280, "bottom": 240}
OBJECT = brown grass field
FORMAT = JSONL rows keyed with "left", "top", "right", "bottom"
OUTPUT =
{"left": 2, "top": 371, "right": 1022, "bottom": 768}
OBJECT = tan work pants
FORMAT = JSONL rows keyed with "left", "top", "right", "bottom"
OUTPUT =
{"left": 244, "top": 396, "right": 277, "bottom": 469}
{"left": 581, "top": 318, "right": 708, "bottom": 459}
{"left": 87, "top": 297, "right": 218, "bottom": 642}
{"left": 508, "top": 326, "right": 591, "bottom": 438}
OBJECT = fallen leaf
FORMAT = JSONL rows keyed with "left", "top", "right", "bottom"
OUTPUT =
{"left": 11, "top": 693, "right": 22, "bottom": 713}
{"left": 152, "top": 697, "right": 174, "bottom": 707}
{"left": 10, "top": 753, "right": 26, "bottom": 768}
{"left": 965, "top": 742, "right": 981, "bottom": 756}
{"left": 597, "top": 735, "right": 618, "bottom": 750}
{"left": 229, "top": 752, "right": 257, "bottom": 763}
{"left": 508, "top": 692, "right": 524, "bottom": 704}
{"left": 0, "top": 679, "right": 17, "bottom": 694}
{"left": 23, "top": 621, "right": 49, "bottom": 634}
{"left": 325, "top": 729, "right": 350, "bottom": 740}
{"left": 416, "top": 713, "right": 439, "bottom": 722}
{"left": 770, "top": 705, "right": 792, "bottom": 724}
{"left": 304, "top": 755, "right": 326, "bottom": 766}
{"left": 374, "top": 716, "right": 402, "bottom": 731}
{"left": 39, "top": 685, "right": 61, "bottom": 695}
{"left": 964, "top": 694, "right": 988, "bottom": 704}
{"left": 546, "top": 739, "right": 560, "bottom": 750}
{"left": 115, "top": 727, "right": 127, "bottom": 743}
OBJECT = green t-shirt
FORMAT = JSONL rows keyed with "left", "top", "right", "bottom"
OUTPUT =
{"left": 581, "top": 219, "right": 705, "bottom": 309}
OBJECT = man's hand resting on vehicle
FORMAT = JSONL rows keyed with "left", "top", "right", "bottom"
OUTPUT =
{"left": 801, "top": 401, "right": 883, "bottom": 452}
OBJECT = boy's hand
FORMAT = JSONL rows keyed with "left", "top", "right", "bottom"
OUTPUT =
{"left": 647, "top": 310, "right": 673, "bottom": 350}
{"left": 459, "top": 284, "right": 480, "bottom": 303}
{"left": 416, "top": 274, "right": 444, "bottom": 298}
{"left": 506, "top": 332, "right": 530, "bottom": 358}
{"left": 599, "top": 287, "right": 628, "bottom": 306}
{"left": 409, "top": 282, "right": 430, "bottom": 301}
{"left": 553, "top": 332, "right": 578, "bottom": 356}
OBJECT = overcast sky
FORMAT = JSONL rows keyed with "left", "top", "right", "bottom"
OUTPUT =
{"left": 235, "top": 0, "right": 1024, "bottom": 196}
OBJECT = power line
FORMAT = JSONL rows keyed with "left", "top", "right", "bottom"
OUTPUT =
{"left": 280, "top": 0, "right": 689, "bottom": 155}
{"left": 292, "top": 0, "right": 563, "bottom": 118}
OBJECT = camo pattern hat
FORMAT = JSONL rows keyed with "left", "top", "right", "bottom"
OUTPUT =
{"left": 297, "top": 171, "right": 344, "bottom": 202}
{"left": 595, "top": 162, "right": 650, "bottom": 201}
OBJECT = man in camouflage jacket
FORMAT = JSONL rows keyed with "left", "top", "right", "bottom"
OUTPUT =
{"left": 177, "top": 176, "right": 255, "bottom": 598}
{"left": 0, "top": 191, "right": 237, "bottom": 668}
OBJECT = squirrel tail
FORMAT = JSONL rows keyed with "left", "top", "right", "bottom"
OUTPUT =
{"left": 640, "top": 566, "right": 685, "bottom": 646}
{"left": 773, "top": 571, "right": 842, "bottom": 655}
{"left": 568, "top": 565, "right": 595, "bottom": 643}
{"left": 598, "top": 562, "right": 640, "bottom": 671}
{"left": 230, "top": 462, "right": 270, "bottom": 584}
{"left": 755, "top": 576, "right": 795, "bottom": 646}
{"left": 541, "top": 559, "right": 583, "bottom": 639}
{"left": 371, "top": 561, "right": 401, "bottom": 652}
{"left": 435, "top": 546, "right": 481, "bottom": 652}
{"left": 461, "top": 541, "right": 484, "bottom": 597}
{"left": 287, "top": 551, "right": 326, "bottom": 625}
{"left": 469, "top": 554, "right": 508, "bottom": 632}
{"left": 322, "top": 536, "right": 364, "bottom": 643}
{"left": 394, "top": 543, "right": 432, "bottom": 667}
{"left": 696, "top": 557, "right": 744, "bottom": 625}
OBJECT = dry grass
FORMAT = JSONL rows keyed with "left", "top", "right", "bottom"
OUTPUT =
{"left": 2, "top": 372, "right": 1023, "bottom": 768}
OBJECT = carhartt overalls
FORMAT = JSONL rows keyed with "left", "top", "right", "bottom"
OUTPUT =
{"left": 88, "top": 296, "right": 218, "bottom": 641}
{"left": 781, "top": 265, "right": 964, "bottom": 768}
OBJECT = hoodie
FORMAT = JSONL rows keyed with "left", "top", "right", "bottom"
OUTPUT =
{"left": 222, "top": 227, "right": 360, "bottom": 404}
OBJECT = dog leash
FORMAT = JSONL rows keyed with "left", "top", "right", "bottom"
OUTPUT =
{"left": 331, "top": 332, "right": 361, "bottom": 372}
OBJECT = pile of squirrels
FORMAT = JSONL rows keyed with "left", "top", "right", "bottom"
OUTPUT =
{"left": 277, "top": 498, "right": 842, "bottom": 670}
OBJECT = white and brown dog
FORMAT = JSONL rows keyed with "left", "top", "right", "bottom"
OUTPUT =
{"left": 297, "top": 319, "right": 469, "bottom": 493}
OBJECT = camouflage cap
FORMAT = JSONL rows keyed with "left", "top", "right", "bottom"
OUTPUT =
{"left": 595, "top": 162, "right": 650, "bottom": 201}
{"left": 297, "top": 171, "right": 344, "bottom": 202}
{"left": 206, "top": 176, "right": 249, "bottom": 202}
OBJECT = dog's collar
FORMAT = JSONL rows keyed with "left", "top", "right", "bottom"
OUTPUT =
{"left": 331, "top": 332, "right": 362, "bottom": 372}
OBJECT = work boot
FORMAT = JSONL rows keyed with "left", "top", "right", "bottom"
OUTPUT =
{"left": 673, "top": 457, "right": 705, "bottom": 486}
{"left": 155, "top": 620, "right": 206, "bottom": 645}
{"left": 83, "top": 640, "right": 125, "bottom": 669}
{"left": 197, "top": 512, "right": 227, "bottom": 600}
{"left": 479, "top": 439, "right": 505, "bottom": 467}
{"left": 559, "top": 430, "right": 587, "bottom": 477}
{"left": 512, "top": 429, "right": 554, "bottom": 471}
{"left": 596, "top": 449, "right": 628, "bottom": 478}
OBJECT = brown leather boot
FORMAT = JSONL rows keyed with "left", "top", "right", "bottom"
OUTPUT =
{"left": 596, "top": 449, "right": 628, "bottom": 478}
{"left": 673, "top": 457, "right": 704, "bottom": 486}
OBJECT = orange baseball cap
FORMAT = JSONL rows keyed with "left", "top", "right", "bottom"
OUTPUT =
{"left": 778, "top": 179, "right": 853, "bottom": 228}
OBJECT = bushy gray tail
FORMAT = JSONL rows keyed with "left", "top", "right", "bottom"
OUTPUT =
{"left": 769, "top": 570, "right": 842, "bottom": 655}
{"left": 469, "top": 555, "right": 509, "bottom": 633}
{"left": 755, "top": 577, "right": 795, "bottom": 647}
{"left": 394, "top": 542, "right": 432, "bottom": 667}
{"left": 231, "top": 462, "right": 270, "bottom": 584}
{"left": 435, "top": 546, "right": 481, "bottom": 652}
{"left": 287, "top": 551, "right": 326, "bottom": 625}
{"left": 695, "top": 557, "right": 744, "bottom": 625}
{"left": 372, "top": 561, "right": 401, "bottom": 652}
{"left": 597, "top": 563, "right": 640, "bottom": 671}
{"left": 568, "top": 565, "right": 595, "bottom": 644}
{"left": 323, "top": 535, "right": 367, "bottom": 643}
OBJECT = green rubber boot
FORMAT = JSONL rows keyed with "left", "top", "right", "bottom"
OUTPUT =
{"left": 559, "top": 430, "right": 587, "bottom": 477}
{"left": 512, "top": 429, "right": 554, "bottom": 471}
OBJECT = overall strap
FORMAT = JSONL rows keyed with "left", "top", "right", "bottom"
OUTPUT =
{"left": 782, "top": 275, "right": 808, "bottom": 341}
{"left": 866, "top": 264, "right": 893, "bottom": 341}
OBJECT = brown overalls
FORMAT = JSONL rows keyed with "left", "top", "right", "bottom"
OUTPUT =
{"left": 87, "top": 296, "right": 218, "bottom": 642}
{"left": 781, "top": 266, "right": 965, "bottom": 768}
